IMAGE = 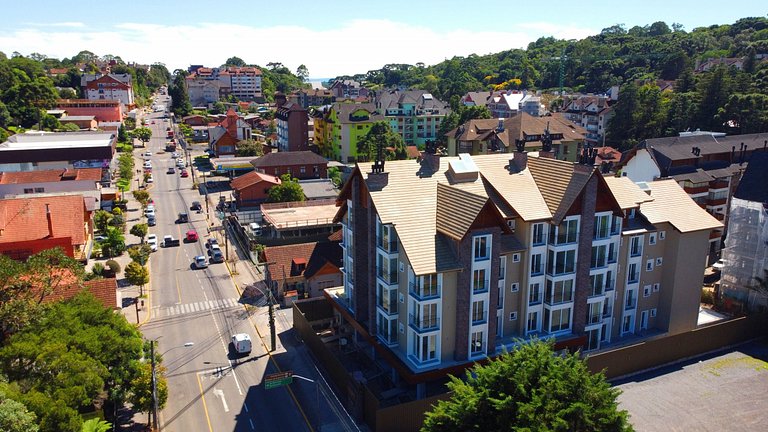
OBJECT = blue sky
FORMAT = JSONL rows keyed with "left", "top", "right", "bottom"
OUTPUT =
{"left": 1, "top": 0, "right": 765, "bottom": 77}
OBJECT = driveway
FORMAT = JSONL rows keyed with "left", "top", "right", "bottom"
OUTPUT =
{"left": 616, "top": 340, "right": 768, "bottom": 431}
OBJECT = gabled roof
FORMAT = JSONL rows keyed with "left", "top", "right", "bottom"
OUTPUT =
{"left": 448, "top": 112, "right": 586, "bottom": 151}
{"left": 0, "top": 195, "right": 87, "bottom": 245}
{"left": 0, "top": 168, "right": 102, "bottom": 184}
{"left": 603, "top": 176, "right": 655, "bottom": 209}
{"left": 639, "top": 180, "right": 722, "bottom": 233}
{"left": 263, "top": 241, "right": 342, "bottom": 280}
{"left": 435, "top": 183, "right": 488, "bottom": 240}
{"left": 251, "top": 151, "right": 327, "bottom": 168}
{"left": 230, "top": 171, "right": 281, "bottom": 190}
{"left": 42, "top": 277, "right": 119, "bottom": 309}
{"left": 734, "top": 151, "right": 768, "bottom": 203}
{"left": 527, "top": 157, "right": 592, "bottom": 223}
{"left": 334, "top": 103, "right": 384, "bottom": 124}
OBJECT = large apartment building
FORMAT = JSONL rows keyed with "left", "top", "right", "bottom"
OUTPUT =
{"left": 375, "top": 90, "right": 450, "bottom": 147}
{"left": 311, "top": 103, "right": 385, "bottom": 163}
{"left": 185, "top": 66, "right": 263, "bottom": 105}
{"left": 327, "top": 150, "right": 720, "bottom": 384}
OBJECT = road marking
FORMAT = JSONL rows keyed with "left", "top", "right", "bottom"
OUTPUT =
{"left": 249, "top": 419, "right": 255, "bottom": 430}
{"left": 213, "top": 388, "right": 229, "bottom": 412}
{"left": 154, "top": 297, "right": 240, "bottom": 317}
{"left": 195, "top": 372, "right": 214, "bottom": 432}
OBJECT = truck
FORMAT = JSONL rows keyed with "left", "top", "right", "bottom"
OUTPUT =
{"left": 162, "top": 235, "right": 180, "bottom": 247}
{"left": 165, "top": 140, "right": 176, "bottom": 152}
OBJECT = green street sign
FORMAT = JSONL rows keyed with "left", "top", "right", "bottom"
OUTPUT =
{"left": 264, "top": 371, "right": 293, "bottom": 389}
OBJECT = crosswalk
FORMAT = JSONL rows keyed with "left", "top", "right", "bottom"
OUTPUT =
{"left": 153, "top": 298, "right": 241, "bottom": 317}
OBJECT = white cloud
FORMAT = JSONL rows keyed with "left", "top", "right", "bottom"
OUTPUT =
{"left": 0, "top": 19, "right": 598, "bottom": 77}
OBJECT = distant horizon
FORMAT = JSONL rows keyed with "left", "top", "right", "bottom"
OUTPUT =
{"left": 1, "top": 0, "right": 766, "bottom": 77}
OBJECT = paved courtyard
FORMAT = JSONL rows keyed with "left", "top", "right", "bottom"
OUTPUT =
{"left": 616, "top": 340, "right": 768, "bottom": 431}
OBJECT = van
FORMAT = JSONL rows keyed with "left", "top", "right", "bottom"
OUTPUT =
{"left": 231, "top": 333, "right": 252, "bottom": 355}
{"left": 249, "top": 222, "right": 262, "bottom": 236}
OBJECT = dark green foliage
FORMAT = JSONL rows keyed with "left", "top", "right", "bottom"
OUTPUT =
{"left": 104, "top": 259, "right": 121, "bottom": 275}
{"left": 357, "top": 121, "right": 407, "bottom": 162}
{"left": 169, "top": 69, "right": 192, "bottom": 116}
{"left": 422, "top": 340, "right": 633, "bottom": 432}
{"left": 267, "top": 174, "right": 305, "bottom": 203}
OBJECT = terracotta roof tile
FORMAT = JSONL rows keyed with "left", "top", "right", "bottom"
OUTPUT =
{"left": 230, "top": 171, "right": 281, "bottom": 190}
{"left": 263, "top": 242, "right": 342, "bottom": 280}
{"left": 640, "top": 180, "right": 723, "bottom": 233}
{"left": 0, "top": 195, "right": 87, "bottom": 246}
{"left": 0, "top": 168, "right": 102, "bottom": 184}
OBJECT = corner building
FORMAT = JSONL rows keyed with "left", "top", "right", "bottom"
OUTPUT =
{"left": 330, "top": 151, "right": 721, "bottom": 382}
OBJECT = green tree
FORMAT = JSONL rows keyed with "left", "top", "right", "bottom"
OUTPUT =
{"left": 422, "top": 340, "right": 632, "bottom": 432}
{"left": 60, "top": 123, "right": 79, "bottom": 132}
{"left": 357, "top": 121, "right": 406, "bottom": 162}
{"left": 132, "top": 190, "right": 150, "bottom": 208}
{"left": 169, "top": 70, "right": 192, "bottom": 116}
{"left": 124, "top": 262, "right": 149, "bottom": 288}
{"left": 224, "top": 56, "right": 246, "bottom": 67}
{"left": 236, "top": 139, "right": 264, "bottom": 157}
{"left": 127, "top": 244, "right": 151, "bottom": 266}
{"left": 128, "top": 361, "right": 168, "bottom": 418}
{"left": 80, "top": 418, "right": 111, "bottom": 432}
{"left": 267, "top": 174, "right": 305, "bottom": 203}
{"left": 101, "top": 227, "right": 125, "bottom": 258}
{"left": 296, "top": 64, "right": 309, "bottom": 81}
{"left": 0, "top": 389, "right": 39, "bottom": 432}
{"left": 93, "top": 210, "right": 113, "bottom": 233}
{"left": 131, "top": 127, "right": 152, "bottom": 147}
{"left": 129, "top": 223, "right": 148, "bottom": 243}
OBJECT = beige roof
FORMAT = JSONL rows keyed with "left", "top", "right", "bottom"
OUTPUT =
{"left": 435, "top": 183, "right": 488, "bottom": 240}
{"left": 639, "top": 180, "right": 723, "bottom": 233}
{"left": 261, "top": 199, "right": 339, "bottom": 230}
{"left": 471, "top": 155, "right": 551, "bottom": 221}
{"left": 527, "top": 157, "right": 592, "bottom": 223}
{"left": 603, "top": 176, "right": 655, "bottom": 209}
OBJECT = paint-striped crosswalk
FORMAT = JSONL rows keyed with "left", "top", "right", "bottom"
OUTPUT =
{"left": 153, "top": 298, "right": 240, "bottom": 317}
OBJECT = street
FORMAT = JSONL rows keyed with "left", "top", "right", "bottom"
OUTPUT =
{"left": 135, "top": 100, "right": 319, "bottom": 432}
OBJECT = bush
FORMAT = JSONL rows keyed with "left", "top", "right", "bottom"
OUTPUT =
{"left": 105, "top": 259, "right": 121, "bottom": 275}
{"left": 92, "top": 262, "right": 105, "bottom": 276}
{"left": 701, "top": 289, "right": 715, "bottom": 305}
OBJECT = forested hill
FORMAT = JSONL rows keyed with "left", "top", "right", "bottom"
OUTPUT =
{"left": 335, "top": 17, "right": 768, "bottom": 149}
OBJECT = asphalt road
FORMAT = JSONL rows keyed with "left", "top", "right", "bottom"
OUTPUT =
{"left": 136, "top": 102, "right": 313, "bottom": 432}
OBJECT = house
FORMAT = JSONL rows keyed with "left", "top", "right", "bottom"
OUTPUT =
{"left": 56, "top": 99, "right": 123, "bottom": 125}
{"left": 616, "top": 131, "right": 765, "bottom": 259}
{"left": 182, "top": 115, "right": 210, "bottom": 126}
{"left": 326, "top": 150, "right": 721, "bottom": 389}
{"left": 446, "top": 112, "right": 586, "bottom": 162}
{"left": 561, "top": 94, "right": 614, "bottom": 146}
{"left": 0, "top": 168, "right": 104, "bottom": 199}
{"left": 263, "top": 241, "right": 343, "bottom": 298}
{"left": 695, "top": 57, "right": 745, "bottom": 73}
{"left": 311, "top": 103, "right": 385, "bottom": 163}
{"left": 329, "top": 79, "right": 369, "bottom": 99}
{"left": 208, "top": 109, "right": 252, "bottom": 156}
{"left": 45, "top": 277, "right": 120, "bottom": 310}
{"left": 82, "top": 73, "right": 134, "bottom": 106}
{"left": 0, "top": 195, "right": 95, "bottom": 261}
{"left": 594, "top": 146, "right": 623, "bottom": 172}
{"left": 376, "top": 89, "right": 451, "bottom": 147}
{"left": 0, "top": 132, "right": 116, "bottom": 173}
{"left": 289, "top": 88, "right": 334, "bottom": 109}
{"left": 230, "top": 171, "right": 281, "bottom": 207}
{"left": 276, "top": 102, "right": 309, "bottom": 152}
{"left": 59, "top": 115, "right": 98, "bottom": 130}
{"left": 251, "top": 151, "right": 328, "bottom": 179}
{"left": 720, "top": 151, "right": 768, "bottom": 311}
{"left": 460, "top": 91, "right": 493, "bottom": 108}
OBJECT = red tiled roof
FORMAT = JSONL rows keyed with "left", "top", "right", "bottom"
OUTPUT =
{"left": 0, "top": 168, "right": 102, "bottom": 184}
{"left": 42, "top": 277, "right": 119, "bottom": 309}
{"left": 406, "top": 146, "right": 420, "bottom": 159}
{"left": 230, "top": 171, "right": 281, "bottom": 190}
{"left": 264, "top": 241, "right": 342, "bottom": 280}
{"left": 0, "top": 195, "right": 87, "bottom": 246}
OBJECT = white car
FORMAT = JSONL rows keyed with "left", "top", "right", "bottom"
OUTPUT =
{"left": 145, "top": 208, "right": 155, "bottom": 218}
{"left": 712, "top": 259, "right": 726, "bottom": 270}
{"left": 193, "top": 255, "right": 208, "bottom": 269}
{"left": 143, "top": 161, "right": 152, "bottom": 169}
{"left": 143, "top": 151, "right": 152, "bottom": 158}
{"left": 146, "top": 234, "right": 158, "bottom": 252}
{"left": 176, "top": 159, "right": 186, "bottom": 168}
{"left": 146, "top": 174, "right": 154, "bottom": 183}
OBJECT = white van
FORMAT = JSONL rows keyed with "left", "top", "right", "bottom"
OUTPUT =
{"left": 249, "top": 222, "right": 262, "bottom": 236}
{"left": 231, "top": 333, "right": 252, "bottom": 355}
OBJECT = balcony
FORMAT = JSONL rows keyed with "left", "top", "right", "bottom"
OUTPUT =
{"left": 589, "top": 286, "right": 605, "bottom": 298}
{"left": 548, "top": 232, "right": 579, "bottom": 246}
{"left": 630, "top": 247, "right": 642, "bottom": 258}
{"left": 627, "top": 272, "right": 640, "bottom": 284}
{"left": 586, "top": 313, "right": 602, "bottom": 325}
{"left": 684, "top": 185, "right": 709, "bottom": 195}
{"left": 376, "top": 237, "right": 398, "bottom": 254}
{"left": 603, "top": 305, "right": 613, "bottom": 318}
{"left": 625, "top": 297, "right": 637, "bottom": 311}
{"left": 409, "top": 282, "right": 441, "bottom": 301}
{"left": 544, "top": 293, "right": 574, "bottom": 306}
{"left": 471, "top": 311, "right": 487, "bottom": 325}
{"left": 377, "top": 269, "right": 398, "bottom": 286}
{"left": 472, "top": 279, "right": 490, "bottom": 295}
{"left": 409, "top": 314, "right": 440, "bottom": 333}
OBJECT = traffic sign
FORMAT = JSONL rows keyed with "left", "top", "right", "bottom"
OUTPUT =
{"left": 264, "top": 371, "right": 293, "bottom": 389}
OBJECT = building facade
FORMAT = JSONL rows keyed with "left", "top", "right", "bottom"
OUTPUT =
{"left": 328, "top": 151, "right": 720, "bottom": 385}
{"left": 185, "top": 66, "right": 263, "bottom": 106}
{"left": 83, "top": 74, "right": 134, "bottom": 106}
{"left": 251, "top": 151, "right": 328, "bottom": 180}
{"left": 561, "top": 95, "right": 614, "bottom": 146}
{"left": 375, "top": 90, "right": 450, "bottom": 147}
{"left": 311, "top": 103, "right": 384, "bottom": 163}
{"left": 276, "top": 102, "right": 309, "bottom": 152}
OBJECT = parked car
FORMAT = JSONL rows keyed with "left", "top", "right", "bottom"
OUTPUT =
{"left": 146, "top": 175, "right": 154, "bottom": 183}
{"left": 94, "top": 235, "right": 107, "bottom": 243}
{"left": 191, "top": 201, "right": 202, "bottom": 211}
{"left": 143, "top": 151, "right": 152, "bottom": 158}
{"left": 147, "top": 215, "right": 156, "bottom": 226}
{"left": 167, "top": 167, "right": 175, "bottom": 174}
{"left": 193, "top": 255, "right": 208, "bottom": 269}
{"left": 146, "top": 234, "right": 158, "bottom": 252}
{"left": 171, "top": 152, "right": 180, "bottom": 158}
{"left": 177, "top": 212, "right": 189, "bottom": 223}
{"left": 145, "top": 208, "right": 155, "bottom": 218}
{"left": 210, "top": 249, "right": 224, "bottom": 263}
{"left": 231, "top": 333, "right": 252, "bottom": 355}
{"left": 186, "top": 230, "right": 199, "bottom": 242}
{"left": 163, "top": 235, "right": 180, "bottom": 247}
{"left": 206, "top": 238, "right": 219, "bottom": 249}
{"left": 143, "top": 161, "right": 152, "bottom": 169}
{"left": 180, "top": 169, "right": 189, "bottom": 178}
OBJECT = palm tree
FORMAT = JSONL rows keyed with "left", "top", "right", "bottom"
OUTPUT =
{"left": 81, "top": 418, "right": 111, "bottom": 432}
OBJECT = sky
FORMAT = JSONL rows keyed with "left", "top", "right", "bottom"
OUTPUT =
{"left": 1, "top": 0, "right": 766, "bottom": 78}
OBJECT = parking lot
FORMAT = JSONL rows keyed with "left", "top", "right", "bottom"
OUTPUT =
{"left": 616, "top": 340, "right": 768, "bottom": 431}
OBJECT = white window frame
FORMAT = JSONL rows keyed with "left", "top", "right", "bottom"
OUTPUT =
{"left": 510, "top": 282, "right": 520, "bottom": 292}
{"left": 656, "top": 257, "right": 663, "bottom": 266}
{"left": 510, "top": 312, "right": 518, "bottom": 321}
{"left": 653, "top": 283, "right": 660, "bottom": 293}
{"left": 512, "top": 253, "right": 521, "bottom": 263}
{"left": 643, "top": 285, "right": 652, "bottom": 297}
{"left": 649, "top": 233, "right": 657, "bottom": 245}
{"left": 640, "top": 310, "right": 649, "bottom": 330}
{"left": 646, "top": 259, "right": 654, "bottom": 272}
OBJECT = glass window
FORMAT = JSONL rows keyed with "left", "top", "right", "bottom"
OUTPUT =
{"left": 529, "top": 283, "right": 541, "bottom": 304}
{"left": 532, "top": 223, "right": 545, "bottom": 245}
{"left": 530, "top": 253, "right": 543, "bottom": 276}
{"left": 546, "top": 279, "right": 574, "bottom": 304}
{"left": 544, "top": 307, "right": 571, "bottom": 332}
{"left": 594, "top": 214, "right": 610, "bottom": 239}
{"left": 527, "top": 311, "right": 539, "bottom": 332}
{"left": 591, "top": 245, "right": 607, "bottom": 269}
{"left": 472, "top": 300, "right": 485, "bottom": 323}
{"left": 547, "top": 250, "right": 576, "bottom": 275}
{"left": 470, "top": 331, "right": 485, "bottom": 354}
{"left": 473, "top": 269, "right": 487, "bottom": 293}
{"left": 499, "top": 256, "right": 506, "bottom": 280}
{"left": 474, "top": 236, "right": 490, "bottom": 261}
{"left": 630, "top": 236, "right": 642, "bottom": 257}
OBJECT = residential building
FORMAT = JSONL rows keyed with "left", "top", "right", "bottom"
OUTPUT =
{"left": 327, "top": 150, "right": 720, "bottom": 387}
{"left": 186, "top": 67, "right": 263, "bottom": 105}
{"left": 460, "top": 91, "right": 494, "bottom": 108}
{"left": 519, "top": 95, "right": 545, "bottom": 117}
{"left": 289, "top": 88, "right": 334, "bottom": 109}
{"left": 376, "top": 90, "right": 450, "bottom": 147}
{"left": 261, "top": 199, "right": 339, "bottom": 240}
{"left": 263, "top": 240, "right": 343, "bottom": 298}
{"left": 616, "top": 132, "right": 765, "bottom": 259}
{"left": 221, "top": 67, "right": 263, "bottom": 101}
{"left": 329, "top": 80, "right": 369, "bottom": 99}
{"left": 230, "top": 171, "right": 281, "bottom": 207}
{"left": 720, "top": 151, "right": 768, "bottom": 311}
{"left": 208, "top": 109, "right": 252, "bottom": 156}
{"left": 59, "top": 115, "right": 98, "bottom": 130}
{"left": 56, "top": 99, "right": 124, "bottom": 124}
{"left": 446, "top": 112, "right": 586, "bottom": 162}
{"left": 251, "top": 151, "right": 328, "bottom": 180}
{"left": 276, "top": 102, "right": 309, "bottom": 152}
{"left": 0, "top": 132, "right": 116, "bottom": 173}
{"left": 0, "top": 168, "right": 104, "bottom": 199}
{"left": 0, "top": 195, "right": 95, "bottom": 261}
{"left": 82, "top": 73, "right": 134, "bottom": 106}
{"left": 561, "top": 94, "right": 614, "bottom": 146}
{"left": 311, "top": 103, "right": 385, "bottom": 163}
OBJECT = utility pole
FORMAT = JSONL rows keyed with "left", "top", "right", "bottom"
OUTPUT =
{"left": 268, "top": 291, "right": 276, "bottom": 351}
{"left": 150, "top": 340, "right": 159, "bottom": 431}
{"left": 224, "top": 218, "right": 229, "bottom": 261}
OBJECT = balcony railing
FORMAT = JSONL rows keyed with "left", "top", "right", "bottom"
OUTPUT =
{"left": 548, "top": 231, "right": 579, "bottom": 246}
{"left": 377, "top": 269, "right": 398, "bottom": 286}
{"left": 376, "top": 237, "right": 398, "bottom": 254}
{"left": 589, "top": 286, "right": 605, "bottom": 298}
{"left": 587, "top": 313, "right": 602, "bottom": 325}
{"left": 472, "top": 279, "right": 490, "bottom": 294}
{"left": 409, "top": 314, "right": 440, "bottom": 332}
{"left": 603, "top": 305, "right": 613, "bottom": 318}
{"left": 545, "top": 293, "right": 574, "bottom": 306}
{"left": 630, "top": 247, "right": 642, "bottom": 258}
{"left": 625, "top": 297, "right": 637, "bottom": 311}
{"left": 627, "top": 272, "right": 640, "bottom": 284}
{"left": 409, "top": 282, "right": 440, "bottom": 301}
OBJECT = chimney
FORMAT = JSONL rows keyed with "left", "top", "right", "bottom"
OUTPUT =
{"left": 45, "top": 204, "right": 54, "bottom": 238}
{"left": 509, "top": 152, "right": 528, "bottom": 173}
